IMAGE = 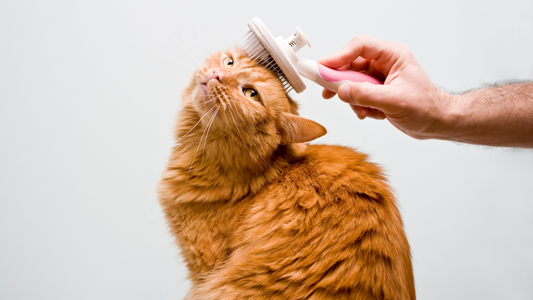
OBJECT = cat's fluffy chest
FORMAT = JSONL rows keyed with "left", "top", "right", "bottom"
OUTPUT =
{"left": 170, "top": 144, "right": 384, "bottom": 280}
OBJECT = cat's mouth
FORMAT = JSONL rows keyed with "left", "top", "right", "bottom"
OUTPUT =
{"left": 200, "top": 76, "right": 217, "bottom": 90}
{"left": 193, "top": 79, "right": 209, "bottom": 107}
{"left": 196, "top": 79, "right": 227, "bottom": 110}
{"left": 200, "top": 79, "right": 216, "bottom": 100}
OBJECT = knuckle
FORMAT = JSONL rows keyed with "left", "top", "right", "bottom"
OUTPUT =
{"left": 352, "top": 35, "right": 365, "bottom": 42}
{"left": 396, "top": 42, "right": 413, "bottom": 56}
{"left": 351, "top": 35, "right": 370, "bottom": 45}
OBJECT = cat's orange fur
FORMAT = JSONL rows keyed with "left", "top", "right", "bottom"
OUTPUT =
{"left": 158, "top": 47, "right": 415, "bottom": 299}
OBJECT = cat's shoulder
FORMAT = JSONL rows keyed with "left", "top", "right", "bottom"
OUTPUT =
{"left": 294, "top": 144, "right": 384, "bottom": 180}
{"left": 272, "top": 144, "right": 390, "bottom": 202}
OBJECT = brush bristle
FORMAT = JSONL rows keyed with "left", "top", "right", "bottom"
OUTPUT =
{"left": 238, "top": 30, "right": 293, "bottom": 93}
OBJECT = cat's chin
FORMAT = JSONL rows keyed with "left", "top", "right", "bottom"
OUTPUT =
{"left": 193, "top": 83, "right": 214, "bottom": 111}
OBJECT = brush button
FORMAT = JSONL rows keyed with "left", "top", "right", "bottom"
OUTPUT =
{"left": 285, "top": 27, "right": 311, "bottom": 53}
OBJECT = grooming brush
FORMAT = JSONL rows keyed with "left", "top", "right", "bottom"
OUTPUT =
{"left": 238, "top": 17, "right": 382, "bottom": 94}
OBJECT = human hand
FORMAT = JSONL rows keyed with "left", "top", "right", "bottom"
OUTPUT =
{"left": 319, "top": 35, "right": 454, "bottom": 140}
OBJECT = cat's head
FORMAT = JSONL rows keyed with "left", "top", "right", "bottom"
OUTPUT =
{"left": 181, "top": 47, "right": 326, "bottom": 149}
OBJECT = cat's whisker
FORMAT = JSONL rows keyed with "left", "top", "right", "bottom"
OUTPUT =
{"left": 187, "top": 105, "right": 219, "bottom": 179}
{"left": 197, "top": 98, "right": 216, "bottom": 110}
{"left": 223, "top": 106, "right": 230, "bottom": 128}
{"left": 226, "top": 77, "right": 274, "bottom": 170}
{"left": 236, "top": 111, "right": 273, "bottom": 170}
{"left": 174, "top": 33, "right": 203, "bottom": 66}
{"left": 176, "top": 105, "right": 216, "bottom": 145}
{"left": 253, "top": 142, "right": 271, "bottom": 168}
{"left": 201, "top": 106, "right": 219, "bottom": 165}
{"left": 227, "top": 104, "right": 262, "bottom": 167}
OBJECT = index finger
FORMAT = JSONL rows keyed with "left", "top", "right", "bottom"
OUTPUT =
{"left": 319, "top": 35, "right": 400, "bottom": 72}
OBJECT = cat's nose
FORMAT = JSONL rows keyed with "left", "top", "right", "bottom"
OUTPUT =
{"left": 209, "top": 68, "right": 224, "bottom": 82}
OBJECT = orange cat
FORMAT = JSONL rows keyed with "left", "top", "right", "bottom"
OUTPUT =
{"left": 157, "top": 47, "right": 415, "bottom": 300}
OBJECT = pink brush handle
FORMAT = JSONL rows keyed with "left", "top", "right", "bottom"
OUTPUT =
{"left": 317, "top": 63, "right": 383, "bottom": 86}
{"left": 294, "top": 59, "right": 383, "bottom": 93}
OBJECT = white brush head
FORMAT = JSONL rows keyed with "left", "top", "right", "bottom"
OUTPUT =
{"left": 238, "top": 17, "right": 307, "bottom": 94}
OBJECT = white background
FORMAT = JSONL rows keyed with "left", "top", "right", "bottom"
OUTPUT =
{"left": 1, "top": 0, "right": 532, "bottom": 299}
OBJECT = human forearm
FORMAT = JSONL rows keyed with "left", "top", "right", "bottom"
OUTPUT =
{"left": 445, "top": 82, "right": 533, "bottom": 148}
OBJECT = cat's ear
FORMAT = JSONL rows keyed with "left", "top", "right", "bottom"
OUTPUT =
{"left": 279, "top": 112, "right": 327, "bottom": 144}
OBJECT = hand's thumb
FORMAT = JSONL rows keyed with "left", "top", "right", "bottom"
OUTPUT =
{"left": 338, "top": 82, "right": 391, "bottom": 111}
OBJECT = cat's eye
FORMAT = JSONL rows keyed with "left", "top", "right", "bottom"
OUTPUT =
{"left": 223, "top": 57, "right": 234, "bottom": 68}
{"left": 243, "top": 88, "right": 260, "bottom": 101}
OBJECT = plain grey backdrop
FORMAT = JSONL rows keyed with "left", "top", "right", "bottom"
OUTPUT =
{"left": 1, "top": 0, "right": 532, "bottom": 299}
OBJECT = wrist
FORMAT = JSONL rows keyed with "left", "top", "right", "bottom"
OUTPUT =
{"left": 439, "top": 91, "right": 485, "bottom": 144}
{"left": 432, "top": 90, "right": 470, "bottom": 142}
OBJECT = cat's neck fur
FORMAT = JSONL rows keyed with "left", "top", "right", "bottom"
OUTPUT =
{"left": 159, "top": 105, "right": 306, "bottom": 204}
